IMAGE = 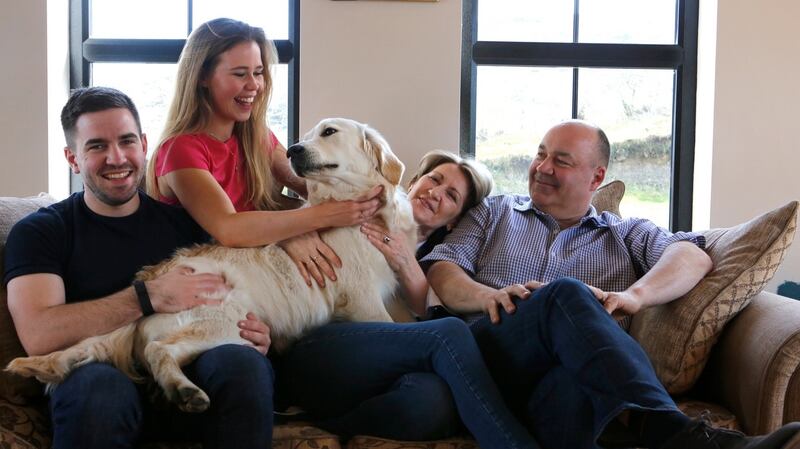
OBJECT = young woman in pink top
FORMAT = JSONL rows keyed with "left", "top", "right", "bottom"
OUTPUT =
{"left": 146, "top": 18, "right": 382, "bottom": 287}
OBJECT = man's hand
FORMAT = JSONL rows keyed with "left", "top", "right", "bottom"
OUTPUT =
{"left": 482, "top": 283, "right": 532, "bottom": 324}
{"left": 239, "top": 312, "right": 271, "bottom": 355}
{"left": 145, "top": 266, "right": 229, "bottom": 314}
{"left": 601, "top": 290, "right": 642, "bottom": 318}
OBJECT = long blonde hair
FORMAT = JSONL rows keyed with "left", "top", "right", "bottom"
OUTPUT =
{"left": 146, "top": 18, "right": 280, "bottom": 210}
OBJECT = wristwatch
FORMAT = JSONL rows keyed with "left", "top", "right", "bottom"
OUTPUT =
{"left": 423, "top": 305, "right": 459, "bottom": 321}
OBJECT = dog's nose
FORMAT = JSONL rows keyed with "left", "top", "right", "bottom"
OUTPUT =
{"left": 287, "top": 144, "right": 305, "bottom": 160}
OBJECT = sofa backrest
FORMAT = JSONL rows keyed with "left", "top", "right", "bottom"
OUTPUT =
{"left": 0, "top": 194, "right": 56, "bottom": 400}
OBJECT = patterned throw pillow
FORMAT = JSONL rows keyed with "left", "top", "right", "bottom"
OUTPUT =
{"left": 0, "top": 193, "right": 56, "bottom": 400}
{"left": 591, "top": 180, "right": 625, "bottom": 215}
{"left": 630, "top": 201, "right": 799, "bottom": 394}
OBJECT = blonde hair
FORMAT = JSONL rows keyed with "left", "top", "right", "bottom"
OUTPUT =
{"left": 409, "top": 149, "right": 494, "bottom": 214}
{"left": 147, "top": 18, "right": 280, "bottom": 210}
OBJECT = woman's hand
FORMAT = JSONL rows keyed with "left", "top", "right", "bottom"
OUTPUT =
{"left": 317, "top": 185, "right": 384, "bottom": 228}
{"left": 361, "top": 221, "right": 428, "bottom": 315}
{"left": 238, "top": 312, "right": 271, "bottom": 355}
{"left": 360, "top": 222, "right": 416, "bottom": 275}
{"left": 278, "top": 231, "right": 342, "bottom": 288}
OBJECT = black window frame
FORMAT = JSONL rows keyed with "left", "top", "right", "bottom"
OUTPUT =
{"left": 460, "top": 0, "right": 699, "bottom": 231}
{"left": 68, "top": 0, "right": 301, "bottom": 192}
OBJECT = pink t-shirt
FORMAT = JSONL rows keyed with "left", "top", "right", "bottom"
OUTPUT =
{"left": 155, "top": 131, "right": 279, "bottom": 212}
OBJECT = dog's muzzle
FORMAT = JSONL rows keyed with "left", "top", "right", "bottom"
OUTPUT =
{"left": 287, "top": 144, "right": 310, "bottom": 177}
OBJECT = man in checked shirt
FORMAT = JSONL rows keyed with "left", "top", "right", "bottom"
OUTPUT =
{"left": 422, "top": 120, "right": 800, "bottom": 449}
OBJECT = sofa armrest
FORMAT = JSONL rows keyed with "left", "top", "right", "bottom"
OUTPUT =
{"left": 703, "top": 291, "right": 800, "bottom": 434}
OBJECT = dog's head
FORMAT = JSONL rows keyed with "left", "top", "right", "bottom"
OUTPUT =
{"left": 287, "top": 118, "right": 404, "bottom": 203}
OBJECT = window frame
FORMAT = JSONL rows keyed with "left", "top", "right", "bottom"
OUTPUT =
{"left": 460, "top": 0, "right": 699, "bottom": 231}
{"left": 68, "top": 0, "right": 301, "bottom": 192}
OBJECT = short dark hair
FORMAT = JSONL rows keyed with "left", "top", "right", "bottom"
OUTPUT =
{"left": 61, "top": 86, "right": 142, "bottom": 148}
{"left": 596, "top": 127, "right": 611, "bottom": 167}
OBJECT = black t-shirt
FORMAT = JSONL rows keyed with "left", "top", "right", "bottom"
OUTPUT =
{"left": 3, "top": 191, "right": 210, "bottom": 302}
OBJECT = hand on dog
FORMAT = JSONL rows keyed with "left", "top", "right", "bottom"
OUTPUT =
{"left": 279, "top": 231, "right": 342, "bottom": 288}
{"left": 146, "top": 266, "right": 228, "bottom": 313}
{"left": 239, "top": 312, "right": 271, "bottom": 355}
{"left": 361, "top": 222, "right": 415, "bottom": 275}
{"left": 318, "top": 185, "right": 383, "bottom": 228}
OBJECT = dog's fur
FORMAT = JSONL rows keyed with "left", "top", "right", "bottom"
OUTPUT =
{"left": 6, "top": 118, "right": 417, "bottom": 412}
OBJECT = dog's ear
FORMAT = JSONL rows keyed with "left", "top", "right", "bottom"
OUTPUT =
{"left": 363, "top": 125, "right": 404, "bottom": 186}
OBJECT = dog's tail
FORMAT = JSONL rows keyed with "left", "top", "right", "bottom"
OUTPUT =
{"left": 5, "top": 323, "right": 142, "bottom": 387}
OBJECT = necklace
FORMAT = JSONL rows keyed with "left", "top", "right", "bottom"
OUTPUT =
{"left": 206, "top": 130, "right": 231, "bottom": 142}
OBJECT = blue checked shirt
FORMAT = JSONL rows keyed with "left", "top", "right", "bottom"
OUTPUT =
{"left": 420, "top": 195, "right": 705, "bottom": 324}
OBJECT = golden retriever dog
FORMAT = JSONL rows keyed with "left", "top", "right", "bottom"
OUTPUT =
{"left": 7, "top": 118, "right": 417, "bottom": 413}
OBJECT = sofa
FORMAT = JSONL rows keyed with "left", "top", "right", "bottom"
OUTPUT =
{"left": 1, "top": 182, "right": 800, "bottom": 449}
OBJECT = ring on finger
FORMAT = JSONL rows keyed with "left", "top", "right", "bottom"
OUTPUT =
{"left": 383, "top": 235, "right": 392, "bottom": 244}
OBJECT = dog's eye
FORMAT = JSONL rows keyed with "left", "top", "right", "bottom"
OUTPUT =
{"left": 321, "top": 127, "right": 338, "bottom": 137}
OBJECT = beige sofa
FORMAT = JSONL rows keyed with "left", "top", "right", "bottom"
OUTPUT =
{"left": 2, "top": 184, "right": 800, "bottom": 449}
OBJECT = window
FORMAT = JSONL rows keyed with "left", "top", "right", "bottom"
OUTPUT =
{"left": 461, "top": 0, "right": 698, "bottom": 230}
{"left": 70, "top": 0, "right": 300, "bottom": 192}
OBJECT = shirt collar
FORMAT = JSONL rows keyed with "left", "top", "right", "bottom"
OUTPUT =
{"left": 513, "top": 197, "right": 608, "bottom": 229}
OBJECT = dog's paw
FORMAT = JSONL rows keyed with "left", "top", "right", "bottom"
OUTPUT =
{"left": 176, "top": 385, "right": 210, "bottom": 413}
{"left": 6, "top": 357, "right": 62, "bottom": 383}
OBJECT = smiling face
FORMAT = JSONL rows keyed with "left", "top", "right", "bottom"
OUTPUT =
{"left": 528, "top": 122, "right": 606, "bottom": 227}
{"left": 408, "top": 163, "right": 471, "bottom": 238}
{"left": 203, "top": 40, "right": 264, "bottom": 137}
{"left": 65, "top": 107, "right": 147, "bottom": 216}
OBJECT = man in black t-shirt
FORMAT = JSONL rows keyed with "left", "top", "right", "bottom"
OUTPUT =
{"left": 4, "top": 87, "right": 274, "bottom": 449}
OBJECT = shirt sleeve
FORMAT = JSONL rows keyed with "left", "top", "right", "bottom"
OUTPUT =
{"left": 3, "top": 210, "right": 67, "bottom": 286}
{"left": 156, "top": 135, "right": 212, "bottom": 176}
{"left": 419, "top": 198, "right": 492, "bottom": 275}
{"left": 268, "top": 130, "right": 279, "bottom": 152}
{"left": 620, "top": 218, "right": 706, "bottom": 274}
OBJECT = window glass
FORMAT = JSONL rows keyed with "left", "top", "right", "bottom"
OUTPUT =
{"left": 475, "top": 66, "right": 573, "bottom": 195}
{"left": 578, "top": 68, "right": 674, "bottom": 227}
{"left": 92, "top": 62, "right": 289, "bottom": 151}
{"left": 193, "top": 0, "right": 289, "bottom": 40}
{"left": 268, "top": 64, "right": 289, "bottom": 146}
{"left": 579, "top": 0, "right": 676, "bottom": 44}
{"left": 90, "top": 0, "right": 186, "bottom": 39}
{"left": 92, "top": 63, "right": 177, "bottom": 146}
{"left": 477, "top": 0, "right": 573, "bottom": 43}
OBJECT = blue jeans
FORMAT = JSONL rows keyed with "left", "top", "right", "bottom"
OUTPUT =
{"left": 469, "top": 277, "right": 679, "bottom": 449}
{"left": 276, "top": 318, "right": 539, "bottom": 449}
{"left": 49, "top": 344, "right": 274, "bottom": 449}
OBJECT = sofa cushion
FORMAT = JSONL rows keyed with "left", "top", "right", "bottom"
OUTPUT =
{"left": 1, "top": 194, "right": 56, "bottom": 401}
{"left": 591, "top": 180, "right": 624, "bottom": 216}
{"left": 630, "top": 201, "right": 799, "bottom": 394}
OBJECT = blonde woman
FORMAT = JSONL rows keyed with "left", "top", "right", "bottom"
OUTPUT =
{"left": 147, "top": 18, "right": 381, "bottom": 286}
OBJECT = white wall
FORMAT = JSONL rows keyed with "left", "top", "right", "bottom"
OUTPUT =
{"left": 299, "top": 0, "right": 462, "bottom": 182}
{"left": 0, "top": 0, "right": 50, "bottom": 197}
{"left": 708, "top": 0, "right": 800, "bottom": 292}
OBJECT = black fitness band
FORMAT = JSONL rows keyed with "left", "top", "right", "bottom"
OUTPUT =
{"left": 133, "top": 280, "right": 155, "bottom": 316}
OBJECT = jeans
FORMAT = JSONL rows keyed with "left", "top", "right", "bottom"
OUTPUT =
{"left": 49, "top": 344, "right": 274, "bottom": 449}
{"left": 469, "top": 277, "right": 679, "bottom": 449}
{"left": 276, "top": 317, "right": 538, "bottom": 449}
